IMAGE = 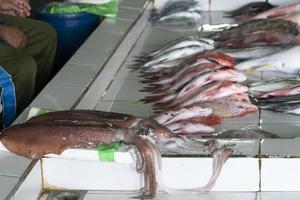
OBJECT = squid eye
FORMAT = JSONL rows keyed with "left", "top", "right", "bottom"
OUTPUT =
{"left": 137, "top": 128, "right": 151, "bottom": 136}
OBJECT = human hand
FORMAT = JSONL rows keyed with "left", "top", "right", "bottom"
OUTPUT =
{"left": 0, "top": 0, "right": 31, "bottom": 17}
{"left": 0, "top": 25, "right": 27, "bottom": 48}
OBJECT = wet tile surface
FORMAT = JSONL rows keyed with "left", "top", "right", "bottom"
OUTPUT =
{"left": 0, "top": 151, "right": 31, "bottom": 177}
{"left": 0, "top": 176, "right": 19, "bottom": 200}
{"left": 261, "top": 138, "right": 300, "bottom": 157}
{"left": 223, "top": 112, "right": 259, "bottom": 124}
{"left": 30, "top": 84, "right": 86, "bottom": 110}
{"left": 101, "top": 80, "right": 149, "bottom": 101}
{"left": 117, "top": 7, "right": 142, "bottom": 21}
{"left": 68, "top": 45, "right": 112, "bottom": 67}
{"left": 13, "top": 161, "right": 42, "bottom": 200}
{"left": 95, "top": 101, "right": 153, "bottom": 117}
{"left": 257, "top": 192, "right": 300, "bottom": 200}
{"left": 260, "top": 110, "right": 300, "bottom": 124}
{"left": 95, "top": 19, "right": 133, "bottom": 34}
{"left": 84, "top": 31, "right": 124, "bottom": 49}
{"left": 51, "top": 63, "right": 98, "bottom": 87}
{"left": 260, "top": 123, "right": 300, "bottom": 139}
{"left": 84, "top": 192, "right": 256, "bottom": 200}
{"left": 119, "top": 0, "right": 147, "bottom": 9}
{"left": 114, "top": 67, "right": 140, "bottom": 80}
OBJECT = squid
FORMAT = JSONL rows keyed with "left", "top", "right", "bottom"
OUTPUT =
{"left": 0, "top": 110, "right": 232, "bottom": 199}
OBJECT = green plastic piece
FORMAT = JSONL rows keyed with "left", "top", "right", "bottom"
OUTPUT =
{"left": 42, "top": 0, "right": 118, "bottom": 17}
{"left": 97, "top": 143, "right": 120, "bottom": 162}
{"left": 36, "top": 108, "right": 50, "bottom": 116}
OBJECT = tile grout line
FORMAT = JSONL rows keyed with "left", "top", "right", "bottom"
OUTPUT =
{"left": 5, "top": 160, "right": 38, "bottom": 200}
{"left": 0, "top": 174, "right": 20, "bottom": 179}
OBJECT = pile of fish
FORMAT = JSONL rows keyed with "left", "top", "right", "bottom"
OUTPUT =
{"left": 249, "top": 77, "right": 300, "bottom": 115}
{"left": 150, "top": 0, "right": 202, "bottom": 29}
{"left": 211, "top": 11, "right": 300, "bottom": 74}
{"left": 130, "top": 37, "right": 258, "bottom": 135}
{"left": 0, "top": 110, "right": 236, "bottom": 199}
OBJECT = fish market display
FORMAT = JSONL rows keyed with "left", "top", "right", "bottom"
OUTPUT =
{"left": 248, "top": 78, "right": 300, "bottom": 115}
{"left": 0, "top": 110, "right": 233, "bottom": 198}
{"left": 235, "top": 46, "right": 300, "bottom": 74}
{"left": 150, "top": 0, "right": 202, "bottom": 28}
{"left": 131, "top": 41, "right": 257, "bottom": 135}
{"left": 224, "top": 2, "right": 274, "bottom": 21}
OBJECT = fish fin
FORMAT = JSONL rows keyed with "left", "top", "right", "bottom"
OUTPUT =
{"left": 244, "top": 64, "right": 272, "bottom": 74}
{"left": 253, "top": 64, "right": 273, "bottom": 71}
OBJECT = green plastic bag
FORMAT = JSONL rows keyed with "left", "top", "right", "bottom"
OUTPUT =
{"left": 42, "top": 0, "right": 118, "bottom": 17}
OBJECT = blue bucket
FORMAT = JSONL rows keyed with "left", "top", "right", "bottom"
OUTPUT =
{"left": 35, "top": 9, "right": 102, "bottom": 74}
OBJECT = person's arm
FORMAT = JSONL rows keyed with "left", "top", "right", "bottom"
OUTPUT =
{"left": 0, "top": 0, "right": 31, "bottom": 17}
{"left": 0, "top": 24, "right": 27, "bottom": 48}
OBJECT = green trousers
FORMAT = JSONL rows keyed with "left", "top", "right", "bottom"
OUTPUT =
{"left": 0, "top": 15, "right": 57, "bottom": 114}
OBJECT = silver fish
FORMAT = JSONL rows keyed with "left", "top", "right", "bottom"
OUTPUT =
{"left": 153, "top": 106, "right": 212, "bottom": 125}
{"left": 258, "top": 93, "right": 300, "bottom": 104}
{"left": 146, "top": 37, "right": 214, "bottom": 59}
{"left": 235, "top": 46, "right": 300, "bottom": 74}
{"left": 260, "top": 99, "right": 300, "bottom": 115}
{"left": 248, "top": 77, "right": 300, "bottom": 96}
{"left": 155, "top": 11, "right": 202, "bottom": 27}
{"left": 220, "top": 46, "right": 283, "bottom": 60}
{"left": 154, "top": 0, "right": 200, "bottom": 18}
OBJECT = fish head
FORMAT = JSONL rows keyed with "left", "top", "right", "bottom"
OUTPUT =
{"left": 229, "top": 101, "right": 258, "bottom": 116}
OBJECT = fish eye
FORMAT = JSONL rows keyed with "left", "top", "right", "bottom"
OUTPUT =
{"left": 137, "top": 128, "right": 151, "bottom": 136}
{"left": 136, "top": 128, "right": 157, "bottom": 140}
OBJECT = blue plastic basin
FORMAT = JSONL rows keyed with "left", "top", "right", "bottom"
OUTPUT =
{"left": 35, "top": 9, "right": 102, "bottom": 74}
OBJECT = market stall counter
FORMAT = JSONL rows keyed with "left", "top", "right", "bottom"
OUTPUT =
{"left": 2, "top": 0, "right": 300, "bottom": 199}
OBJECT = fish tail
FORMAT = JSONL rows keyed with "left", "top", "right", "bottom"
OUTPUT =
{"left": 140, "top": 94, "right": 169, "bottom": 104}
{"left": 140, "top": 85, "right": 171, "bottom": 94}
{"left": 139, "top": 79, "right": 160, "bottom": 84}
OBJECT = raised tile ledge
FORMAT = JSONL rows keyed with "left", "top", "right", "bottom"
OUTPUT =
{"left": 261, "top": 138, "right": 300, "bottom": 157}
